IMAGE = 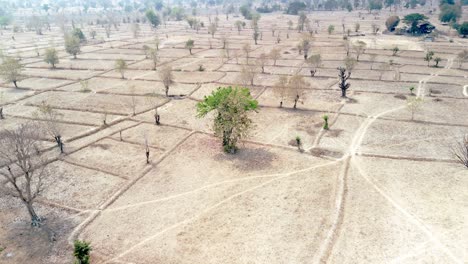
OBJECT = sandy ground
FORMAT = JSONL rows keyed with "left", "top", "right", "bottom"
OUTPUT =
{"left": 0, "top": 7, "right": 467, "bottom": 264}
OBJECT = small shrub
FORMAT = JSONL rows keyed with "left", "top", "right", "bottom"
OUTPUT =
{"left": 295, "top": 136, "right": 302, "bottom": 150}
{"left": 322, "top": 115, "right": 329, "bottom": 130}
{"left": 73, "top": 240, "right": 91, "bottom": 264}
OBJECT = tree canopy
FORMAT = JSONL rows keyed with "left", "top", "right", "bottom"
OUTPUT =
{"left": 196, "top": 86, "right": 258, "bottom": 153}
{"left": 439, "top": 4, "right": 462, "bottom": 23}
{"left": 146, "top": 9, "right": 161, "bottom": 28}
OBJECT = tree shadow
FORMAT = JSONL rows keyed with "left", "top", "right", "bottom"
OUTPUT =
{"left": 1, "top": 201, "right": 86, "bottom": 263}
{"left": 214, "top": 145, "right": 277, "bottom": 172}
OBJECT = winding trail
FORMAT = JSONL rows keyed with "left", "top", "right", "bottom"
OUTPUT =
{"left": 312, "top": 54, "right": 462, "bottom": 264}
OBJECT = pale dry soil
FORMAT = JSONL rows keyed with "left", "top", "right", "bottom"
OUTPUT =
{"left": 1, "top": 9, "right": 467, "bottom": 264}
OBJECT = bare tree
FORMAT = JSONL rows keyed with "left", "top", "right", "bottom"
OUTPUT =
{"left": 271, "top": 24, "right": 277, "bottom": 36}
{"left": 353, "top": 40, "right": 367, "bottom": 61}
{"left": 378, "top": 62, "right": 391, "bottom": 80}
{"left": 406, "top": 97, "right": 423, "bottom": 120}
{"left": 344, "top": 57, "right": 357, "bottom": 73}
{"left": 154, "top": 36, "right": 160, "bottom": 50}
{"left": 240, "top": 65, "right": 257, "bottom": 87}
{"left": 148, "top": 48, "right": 159, "bottom": 70}
{"left": 288, "top": 73, "right": 307, "bottom": 109}
{"left": 274, "top": 75, "right": 288, "bottom": 108}
{"left": 256, "top": 53, "right": 268, "bottom": 73}
{"left": 159, "top": 65, "right": 174, "bottom": 97}
{"left": 451, "top": 135, "right": 468, "bottom": 168}
{"left": 343, "top": 40, "right": 351, "bottom": 56}
{"left": 269, "top": 48, "right": 281, "bottom": 66}
{"left": 0, "top": 91, "right": 4, "bottom": 119}
{"left": 221, "top": 35, "right": 229, "bottom": 49}
{"left": 231, "top": 49, "right": 239, "bottom": 64}
{"left": 242, "top": 43, "right": 252, "bottom": 64}
{"left": 235, "top": 20, "right": 243, "bottom": 35}
{"left": 456, "top": 50, "right": 467, "bottom": 68}
{"left": 36, "top": 101, "right": 64, "bottom": 153}
{"left": 338, "top": 67, "right": 351, "bottom": 97}
{"left": 307, "top": 54, "right": 322, "bottom": 77}
{"left": 0, "top": 123, "right": 48, "bottom": 226}
{"left": 208, "top": 23, "right": 217, "bottom": 38}
{"left": 131, "top": 23, "right": 140, "bottom": 38}
{"left": 115, "top": 59, "right": 127, "bottom": 79}
{"left": 144, "top": 134, "right": 150, "bottom": 164}
{"left": 129, "top": 86, "right": 137, "bottom": 115}
{"left": 299, "top": 34, "right": 313, "bottom": 60}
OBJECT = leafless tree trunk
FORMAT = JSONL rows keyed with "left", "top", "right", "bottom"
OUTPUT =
{"left": 0, "top": 123, "right": 48, "bottom": 226}
{"left": 144, "top": 135, "right": 150, "bottom": 164}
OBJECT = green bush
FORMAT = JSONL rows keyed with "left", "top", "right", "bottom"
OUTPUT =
{"left": 73, "top": 240, "right": 91, "bottom": 264}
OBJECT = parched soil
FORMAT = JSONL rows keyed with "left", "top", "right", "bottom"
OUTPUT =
{"left": 1, "top": 8, "right": 467, "bottom": 264}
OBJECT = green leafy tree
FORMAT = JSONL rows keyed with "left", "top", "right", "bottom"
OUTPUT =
{"left": 0, "top": 57, "right": 24, "bottom": 88}
{"left": 196, "top": 86, "right": 258, "bottom": 153}
{"left": 44, "top": 48, "right": 59, "bottom": 68}
{"left": 0, "top": 15, "right": 11, "bottom": 29}
{"left": 71, "top": 28, "right": 86, "bottom": 42}
{"left": 368, "top": 0, "right": 383, "bottom": 11}
{"left": 185, "top": 39, "right": 194, "bottom": 55}
{"left": 403, "top": 13, "right": 428, "bottom": 34}
{"left": 239, "top": 5, "right": 253, "bottom": 19}
{"left": 323, "top": 115, "right": 329, "bottom": 130}
{"left": 286, "top": 1, "right": 307, "bottom": 15}
{"left": 73, "top": 240, "right": 92, "bottom": 264}
{"left": 439, "top": 4, "right": 461, "bottom": 23}
{"left": 424, "top": 51, "right": 434, "bottom": 66}
{"left": 457, "top": 22, "right": 468, "bottom": 37}
{"left": 146, "top": 9, "right": 161, "bottom": 28}
{"left": 64, "top": 35, "right": 81, "bottom": 59}
{"left": 434, "top": 57, "right": 442, "bottom": 67}
{"left": 328, "top": 25, "right": 335, "bottom": 34}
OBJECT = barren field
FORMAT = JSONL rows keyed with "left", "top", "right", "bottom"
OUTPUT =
{"left": 1, "top": 7, "right": 467, "bottom": 264}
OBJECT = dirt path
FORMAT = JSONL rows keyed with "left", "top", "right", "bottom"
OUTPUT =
{"left": 313, "top": 54, "right": 463, "bottom": 264}
{"left": 103, "top": 159, "right": 342, "bottom": 264}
